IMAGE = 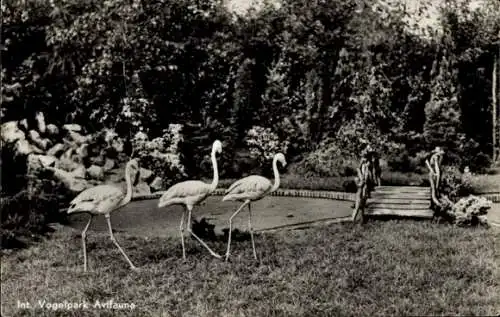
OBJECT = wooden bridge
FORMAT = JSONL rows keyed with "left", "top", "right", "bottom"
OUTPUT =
{"left": 364, "top": 186, "right": 434, "bottom": 218}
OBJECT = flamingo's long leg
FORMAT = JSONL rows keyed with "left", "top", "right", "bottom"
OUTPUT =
{"left": 81, "top": 215, "right": 93, "bottom": 272}
{"left": 179, "top": 210, "right": 186, "bottom": 260}
{"left": 186, "top": 206, "right": 221, "bottom": 259}
{"left": 105, "top": 215, "right": 138, "bottom": 270}
{"left": 225, "top": 200, "right": 250, "bottom": 261}
{"left": 248, "top": 203, "right": 257, "bottom": 260}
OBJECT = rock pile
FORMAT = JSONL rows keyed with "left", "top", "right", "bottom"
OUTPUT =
{"left": 1, "top": 113, "right": 166, "bottom": 195}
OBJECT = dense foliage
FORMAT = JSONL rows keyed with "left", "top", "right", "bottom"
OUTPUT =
{"left": 3, "top": 0, "right": 499, "bottom": 176}
{"left": 1, "top": 0, "right": 499, "bottom": 247}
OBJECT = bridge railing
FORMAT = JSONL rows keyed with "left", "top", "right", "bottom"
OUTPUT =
{"left": 351, "top": 162, "right": 372, "bottom": 223}
{"left": 426, "top": 158, "right": 454, "bottom": 214}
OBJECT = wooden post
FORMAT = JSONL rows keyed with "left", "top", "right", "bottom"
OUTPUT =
{"left": 352, "top": 162, "right": 371, "bottom": 224}
{"left": 352, "top": 183, "right": 365, "bottom": 223}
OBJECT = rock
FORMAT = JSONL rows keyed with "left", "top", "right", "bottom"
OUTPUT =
{"left": 68, "top": 181, "right": 89, "bottom": 193}
{"left": 133, "top": 130, "right": 148, "bottom": 142}
{"left": 27, "top": 154, "right": 57, "bottom": 173}
{"left": 71, "top": 165, "right": 86, "bottom": 179}
{"left": 107, "top": 169, "right": 124, "bottom": 183}
{"left": 19, "top": 119, "right": 28, "bottom": 131}
{"left": 46, "top": 166, "right": 89, "bottom": 193}
{"left": 87, "top": 165, "right": 104, "bottom": 180}
{"left": 103, "top": 128, "right": 118, "bottom": 143}
{"left": 56, "top": 157, "right": 80, "bottom": 172}
{"left": 61, "top": 148, "right": 74, "bottom": 160}
{"left": 46, "top": 124, "right": 59, "bottom": 136}
{"left": 71, "top": 153, "right": 85, "bottom": 165}
{"left": 139, "top": 167, "right": 154, "bottom": 182}
{"left": 67, "top": 130, "right": 88, "bottom": 145}
{"left": 63, "top": 124, "right": 82, "bottom": 132}
{"left": 75, "top": 143, "right": 88, "bottom": 158}
{"left": 27, "top": 154, "right": 42, "bottom": 173}
{"left": 111, "top": 138, "right": 124, "bottom": 153}
{"left": 29, "top": 130, "right": 51, "bottom": 150}
{"left": 47, "top": 143, "right": 65, "bottom": 157}
{"left": 133, "top": 182, "right": 151, "bottom": 196}
{"left": 1, "top": 121, "right": 25, "bottom": 143}
{"left": 29, "top": 129, "right": 40, "bottom": 140}
{"left": 103, "top": 158, "right": 116, "bottom": 172}
{"left": 38, "top": 155, "right": 57, "bottom": 168}
{"left": 35, "top": 112, "right": 46, "bottom": 134}
{"left": 15, "top": 139, "right": 42, "bottom": 156}
{"left": 89, "top": 155, "right": 105, "bottom": 166}
{"left": 149, "top": 177, "right": 163, "bottom": 192}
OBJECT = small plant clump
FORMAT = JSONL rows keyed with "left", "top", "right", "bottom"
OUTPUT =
{"left": 447, "top": 195, "right": 492, "bottom": 227}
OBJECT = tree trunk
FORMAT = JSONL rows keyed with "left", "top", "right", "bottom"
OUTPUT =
{"left": 493, "top": 33, "right": 499, "bottom": 164}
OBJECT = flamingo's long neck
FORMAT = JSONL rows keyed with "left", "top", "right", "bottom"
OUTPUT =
{"left": 210, "top": 148, "right": 219, "bottom": 192}
{"left": 270, "top": 156, "right": 281, "bottom": 193}
{"left": 122, "top": 166, "right": 134, "bottom": 206}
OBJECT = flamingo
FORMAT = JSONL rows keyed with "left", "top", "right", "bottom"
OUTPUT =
{"left": 158, "top": 140, "right": 223, "bottom": 259}
{"left": 67, "top": 159, "right": 140, "bottom": 272}
{"left": 222, "top": 153, "right": 287, "bottom": 261}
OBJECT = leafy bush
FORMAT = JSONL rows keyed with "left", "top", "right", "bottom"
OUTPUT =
{"left": 245, "top": 126, "right": 289, "bottom": 167}
{"left": 1, "top": 174, "right": 71, "bottom": 249}
{"left": 447, "top": 196, "right": 492, "bottom": 227}
{"left": 386, "top": 145, "right": 428, "bottom": 174}
{"left": 441, "top": 165, "right": 473, "bottom": 201}
{"left": 381, "top": 171, "right": 428, "bottom": 186}
{"left": 296, "top": 140, "right": 358, "bottom": 178}
{"left": 387, "top": 149, "right": 413, "bottom": 172}
{"left": 132, "top": 124, "right": 186, "bottom": 187}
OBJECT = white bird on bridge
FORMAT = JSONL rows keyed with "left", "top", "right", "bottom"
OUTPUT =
{"left": 158, "top": 140, "right": 223, "bottom": 260}
{"left": 222, "top": 153, "right": 287, "bottom": 261}
{"left": 67, "top": 159, "right": 140, "bottom": 272}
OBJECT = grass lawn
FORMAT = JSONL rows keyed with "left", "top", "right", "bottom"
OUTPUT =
{"left": 470, "top": 173, "right": 500, "bottom": 194}
{"left": 2, "top": 221, "right": 499, "bottom": 316}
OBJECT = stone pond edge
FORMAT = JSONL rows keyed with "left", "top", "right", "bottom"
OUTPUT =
{"left": 131, "top": 189, "right": 500, "bottom": 203}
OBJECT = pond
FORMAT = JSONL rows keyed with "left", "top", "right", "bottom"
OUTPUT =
{"left": 67, "top": 196, "right": 354, "bottom": 238}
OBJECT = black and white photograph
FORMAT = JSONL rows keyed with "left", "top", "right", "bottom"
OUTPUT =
{"left": 1, "top": 0, "right": 499, "bottom": 315}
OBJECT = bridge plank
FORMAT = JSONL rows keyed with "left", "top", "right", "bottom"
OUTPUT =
{"left": 375, "top": 186, "right": 428, "bottom": 191}
{"left": 370, "top": 194, "right": 431, "bottom": 199}
{"left": 365, "top": 208, "right": 434, "bottom": 218}
{"left": 367, "top": 203, "right": 430, "bottom": 210}
{"left": 367, "top": 198, "right": 430, "bottom": 204}
{"left": 374, "top": 189, "right": 430, "bottom": 194}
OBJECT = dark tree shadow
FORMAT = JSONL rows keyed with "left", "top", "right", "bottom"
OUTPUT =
{"left": 190, "top": 217, "right": 252, "bottom": 242}
{"left": 190, "top": 217, "right": 217, "bottom": 241}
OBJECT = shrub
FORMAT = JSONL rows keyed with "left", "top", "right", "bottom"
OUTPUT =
{"left": 245, "top": 126, "right": 289, "bottom": 167}
{"left": 387, "top": 149, "right": 412, "bottom": 172}
{"left": 342, "top": 179, "right": 358, "bottom": 193}
{"left": 441, "top": 165, "right": 473, "bottom": 201}
{"left": 132, "top": 124, "right": 187, "bottom": 188}
{"left": 296, "top": 140, "right": 358, "bottom": 178}
{"left": 381, "top": 171, "right": 428, "bottom": 186}
{"left": 447, "top": 196, "right": 491, "bottom": 227}
{"left": 1, "top": 174, "right": 71, "bottom": 249}
{"left": 386, "top": 147, "right": 428, "bottom": 174}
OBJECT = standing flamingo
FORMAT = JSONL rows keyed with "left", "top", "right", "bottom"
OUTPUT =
{"left": 222, "top": 153, "right": 287, "bottom": 261}
{"left": 67, "top": 159, "right": 140, "bottom": 272}
{"left": 158, "top": 140, "right": 223, "bottom": 259}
